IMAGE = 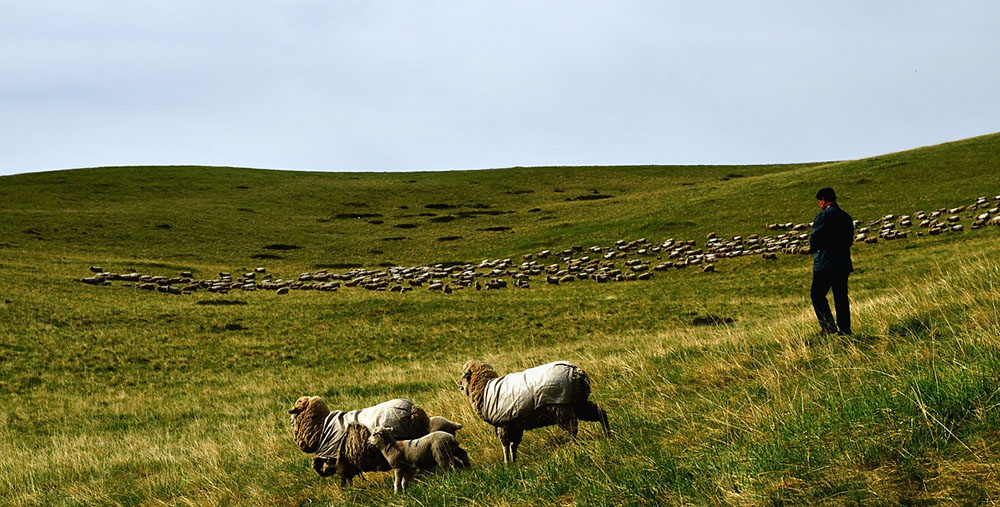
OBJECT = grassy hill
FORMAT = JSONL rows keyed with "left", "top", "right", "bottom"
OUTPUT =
{"left": 1, "top": 133, "right": 999, "bottom": 504}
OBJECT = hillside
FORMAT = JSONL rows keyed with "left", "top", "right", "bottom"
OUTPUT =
{"left": 1, "top": 133, "right": 999, "bottom": 504}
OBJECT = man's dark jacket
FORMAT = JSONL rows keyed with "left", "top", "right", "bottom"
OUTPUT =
{"left": 810, "top": 203, "right": 854, "bottom": 273}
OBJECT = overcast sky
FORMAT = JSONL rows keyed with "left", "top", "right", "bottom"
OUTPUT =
{"left": 1, "top": 1, "right": 998, "bottom": 176}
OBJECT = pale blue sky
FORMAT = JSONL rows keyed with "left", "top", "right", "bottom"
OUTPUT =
{"left": 1, "top": 1, "right": 998, "bottom": 175}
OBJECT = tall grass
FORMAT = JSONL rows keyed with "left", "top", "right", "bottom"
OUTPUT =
{"left": 2, "top": 133, "right": 1000, "bottom": 504}
{"left": 2, "top": 249, "right": 999, "bottom": 504}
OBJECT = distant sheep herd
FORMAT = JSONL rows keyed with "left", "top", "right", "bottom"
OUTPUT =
{"left": 77, "top": 194, "right": 1000, "bottom": 492}
{"left": 289, "top": 360, "right": 609, "bottom": 492}
{"left": 80, "top": 194, "right": 1000, "bottom": 295}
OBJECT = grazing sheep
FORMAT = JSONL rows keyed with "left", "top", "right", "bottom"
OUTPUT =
{"left": 288, "top": 396, "right": 430, "bottom": 487}
{"left": 309, "top": 422, "right": 390, "bottom": 486}
{"left": 429, "top": 415, "right": 464, "bottom": 435}
{"left": 458, "top": 360, "right": 611, "bottom": 463}
{"left": 368, "top": 426, "right": 472, "bottom": 493}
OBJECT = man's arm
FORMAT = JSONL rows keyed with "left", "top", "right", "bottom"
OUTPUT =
{"left": 810, "top": 211, "right": 828, "bottom": 253}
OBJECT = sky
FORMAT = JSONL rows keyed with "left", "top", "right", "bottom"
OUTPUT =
{"left": 1, "top": 1, "right": 998, "bottom": 176}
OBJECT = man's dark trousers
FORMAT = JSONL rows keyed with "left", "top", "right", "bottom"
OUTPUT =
{"left": 812, "top": 269, "right": 850, "bottom": 334}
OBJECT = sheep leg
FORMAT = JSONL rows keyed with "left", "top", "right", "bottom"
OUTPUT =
{"left": 453, "top": 446, "right": 472, "bottom": 469}
{"left": 433, "top": 443, "right": 455, "bottom": 471}
{"left": 402, "top": 469, "right": 414, "bottom": 491}
{"left": 393, "top": 468, "right": 403, "bottom": 493}
{"left": 558, "top": 417, "right": 579, "bottom": 440}
{"left": 498, "top": 425, "right": 523, "bottom": 463}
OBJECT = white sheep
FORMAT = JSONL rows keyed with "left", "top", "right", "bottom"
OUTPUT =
{"left": 459, "top": 360, "right": 611, "bottom": 463}
{"left": 367, "top": 426, "right": 472, "bottom": 493}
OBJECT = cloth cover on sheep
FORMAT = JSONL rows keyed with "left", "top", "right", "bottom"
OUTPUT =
{"left": 479, "top": 361, "right": 580, "bottom": 426}
{"left": 314, "top": 398, "right": 420, "bottom": 459}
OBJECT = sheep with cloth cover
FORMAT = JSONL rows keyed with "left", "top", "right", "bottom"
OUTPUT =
{"left": 458, "top": 360, "right": 611, "bottom": 463}
{"left": 288, "top": 396, "right": 430, "bottom": 487}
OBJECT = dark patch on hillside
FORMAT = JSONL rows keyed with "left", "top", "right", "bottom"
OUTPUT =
{"left": 155, "top": 224, "right": 172, "bottom": 229}
{"left": 235, "top": 186, "right": 250, "bottom": 190}
{"left": 24, "top": 229, "right": 41, "bottom": 236}
{"left": 368, "top": 249, "right": 383, "bottom": 255}
{"left": 367, "top": 220, "right": 383, "bottom": 225}
{"left": 437, "top": 236, "right": 463, "bottom": 242}
{"left": 333, "top": 213, "right": 383, "bottom": 219}
{"left": 394, "top": 223, "right": 418, "bottom": 229}
{"left": 381, "top": 236, "right": 408, "bottom": 241}
{"left": 478, "top": 226, "right": 512, "bottom": 232}
{"left": 196, "top": 300, "right": 248, "bottom": 306}
{"left": 342, "top": 202, "right": 369, "bottom": 207}
{"left": 264, "top": 244, "right": 300, "bottom": 250}
{"left": 865, "top": 158, "right": 907, "bottom": 170}
{"left": 720, "top": 173, "right": 745, "bottom": 181}
{"left": 378, "top": 262, "right": 395, "bottom": 268}
{"left": 690, "top": 314, "right": 735, "bottom": 326}
{"left": 528, "top": 208, "right": 542, "bottom": 212}
{"left": 237, "top": 208, "right": 255, "bottom": 213}
{"left": 430, "top": 216, "right": 457, "bottom": 223}
{"left": 568, "top": 194, "right": 613, "bottom": 201}
{"left": 469, "top": 203, "right": 491, "bottom": 209}
{"left": 505, "top": 189, "right": 534, "bottom": 195}
{"left": 215, "top": 322, "right": 247, "bottom": 332}
{"left": 425, "top": 203, "right": 457, "bottom": 210}
{"left": 251, "top": 253, "right": 283, "bottom": 260}
{"left": 16, "top": 376, "right": 43, "bottom": 393}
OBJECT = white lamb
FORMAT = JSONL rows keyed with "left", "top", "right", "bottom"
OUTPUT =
{"left": 367, "top": 426, "right": 471, "bottom": 493}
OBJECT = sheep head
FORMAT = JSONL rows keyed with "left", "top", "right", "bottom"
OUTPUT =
{"left": 429, "top": 416, "right": 463, "bottom": 435}
{"left": 288, "top": 396, "right": 331, "bottom": 454}
{"left": 460, "top": 360, "right": 499, "bottom": 412}
{"left": 367, "top": 426, "right": 395, "bottom": 447}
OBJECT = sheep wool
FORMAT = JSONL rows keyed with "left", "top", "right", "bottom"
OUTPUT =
{"left": 479, "top": 361, "right": 579, "bottom": 426}
{"left": 314, "top": 398, "right": 423, "bottom": 459}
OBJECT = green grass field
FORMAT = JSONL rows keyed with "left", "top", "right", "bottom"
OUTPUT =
{"left": 2, "top": 133, "right": 1000, "bottom": 505}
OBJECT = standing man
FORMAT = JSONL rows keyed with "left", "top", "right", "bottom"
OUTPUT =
{"left": 810, "top": 187, "right": 854, "bottom": 335}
